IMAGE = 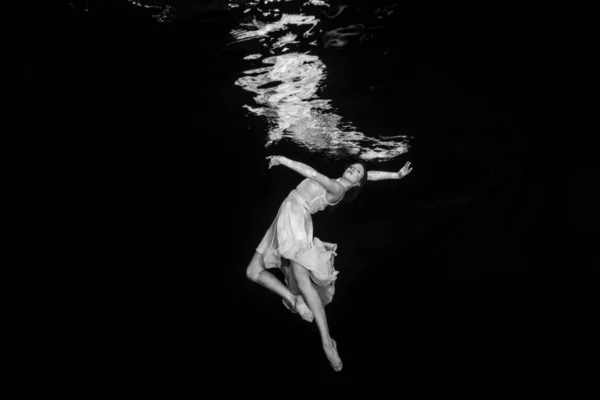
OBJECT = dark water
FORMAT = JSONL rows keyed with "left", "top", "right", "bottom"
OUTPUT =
{"left": 31, "top": 0, "right": 595, "bottom": 392}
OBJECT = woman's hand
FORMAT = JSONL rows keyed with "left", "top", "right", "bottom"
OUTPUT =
{"left": 398, "top": 161, "right": 413, "bottom": 178}
{"left": 266, "top": 155, "right": 284, "bottom": 169}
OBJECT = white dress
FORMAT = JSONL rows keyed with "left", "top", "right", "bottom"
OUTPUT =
{"left": 256, "top": 178, "right": 343, "bottom": 306}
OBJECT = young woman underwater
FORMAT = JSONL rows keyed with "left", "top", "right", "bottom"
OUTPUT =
{"left": 246, "top": 155, "right": 413, "bottom": 371}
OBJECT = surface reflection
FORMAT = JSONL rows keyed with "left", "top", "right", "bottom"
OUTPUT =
{"left": 230, "top": 3, "right": 410, "bottom": 161}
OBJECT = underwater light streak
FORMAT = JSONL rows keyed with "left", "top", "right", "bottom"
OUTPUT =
{"left": 231, "top": 4, "right": 410, "bottom": 161}
{"left": 236, "top": 50, "right": 409, "bottom": 161}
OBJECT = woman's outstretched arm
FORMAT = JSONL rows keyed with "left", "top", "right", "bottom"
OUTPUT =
{"left": 267, "top": 156, "right": 344, "bottom": 197}
{"left": 367, "top": 161, "right": 413, "bottom": 181}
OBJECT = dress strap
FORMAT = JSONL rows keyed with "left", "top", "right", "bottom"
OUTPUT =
{"left": 327, "top": 180, "right": 345, "bottom": 206}
{"left": 328, "top": 191, "right": 344, "bottom": 206}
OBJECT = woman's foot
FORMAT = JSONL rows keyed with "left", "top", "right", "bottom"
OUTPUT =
{"left": 294, "top": 295, "right": 314, "bottom": 323}
{"left": 282, "top": 296, "right": 313, "bottom": 323}
{"left": 323, "top": 339, "right": 343, "bottom": 372}
{"left": 282, "top": 297, "right": 297, "bottom": 314}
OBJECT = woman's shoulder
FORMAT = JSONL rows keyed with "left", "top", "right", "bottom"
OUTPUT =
{"left": 299, "top": 177, "right": 343, "bottom": 196}
{"left": 297, "top": 177, "right": 311, "bottom": 187}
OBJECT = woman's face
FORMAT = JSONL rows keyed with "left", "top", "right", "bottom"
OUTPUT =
{"left": 343, "top": 164, "right": 365, "bottom": 185}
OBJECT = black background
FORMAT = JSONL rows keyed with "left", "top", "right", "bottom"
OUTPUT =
{"left": 24, "top": 0, "right": 595, "bottom": 394}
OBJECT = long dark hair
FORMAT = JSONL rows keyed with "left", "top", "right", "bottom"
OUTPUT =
{"left": 327, "top": 160, "right": 368, "bottom": 213}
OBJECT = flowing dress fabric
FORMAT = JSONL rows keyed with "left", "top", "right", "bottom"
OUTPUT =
{"left": 256, "top": 179, "right": 341, "bottom": 307}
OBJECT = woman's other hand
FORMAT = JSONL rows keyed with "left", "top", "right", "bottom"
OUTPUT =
{"left": 266, "top": 155, "right": 283, "bottom": 169}
{"left": 398, "top": 161, "right": 413, "bottom": 178}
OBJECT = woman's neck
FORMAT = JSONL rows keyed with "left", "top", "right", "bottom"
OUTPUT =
{"left": 337, "top": 177, "right": 355, "bottom": 191}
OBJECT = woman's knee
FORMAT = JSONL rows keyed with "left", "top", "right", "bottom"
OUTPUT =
{"left": 246, "top": 252, "right": 264, "bottom": 282}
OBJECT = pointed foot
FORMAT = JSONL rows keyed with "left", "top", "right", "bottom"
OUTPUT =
{"left": 294, "top": 295, "right": 314, "bottom": 323}
{"left": 324, "top": 339, "right": 343, "bottom": 372}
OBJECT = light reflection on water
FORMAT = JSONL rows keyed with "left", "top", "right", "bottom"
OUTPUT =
{"left": 124, "top": 0, "right": 411, "bottom": 161}
{"left": 229, "top": 0, "right": 411, "bottom": 162}
{"left": 125, "top": 0, "right": 177, "bottom": 22}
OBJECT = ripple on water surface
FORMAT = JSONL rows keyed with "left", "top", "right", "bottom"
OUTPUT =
{"left": 123, "top": 0, "right": 412, "bottom": 161}
{"left": 227, "top": 0, "right": 411, "bottom": 161}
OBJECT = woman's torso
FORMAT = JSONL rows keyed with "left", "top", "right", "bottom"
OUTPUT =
{"left": 294, "top": 178, "right": 343, "bottom": 214}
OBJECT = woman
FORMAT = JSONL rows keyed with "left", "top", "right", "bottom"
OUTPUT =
{"left": 246, "top": 155, "right": 413, "bottom": 371}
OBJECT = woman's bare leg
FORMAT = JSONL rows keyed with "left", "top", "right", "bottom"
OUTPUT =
{"left": 246, "top": 252, "right": 313, "bottom": 321}
{"left": 291, "top": 262, "right": 343, "bottom": 372}
{"left": 283, "top": 265, "right": 314, "bottom": 322}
